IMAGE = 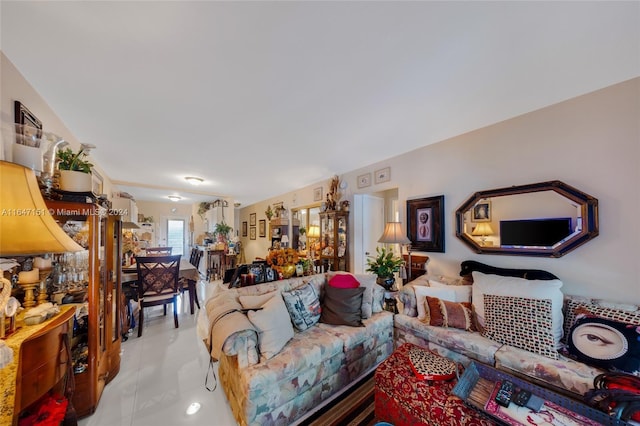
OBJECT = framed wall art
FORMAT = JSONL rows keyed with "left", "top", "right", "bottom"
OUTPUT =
{"left": 259, "top": 219, "right": 266, "bottom": 238}
{"left": 374, "top": 167, "right": 390, "bottom": 184}
{"left": 250, "top": 213, "right": 256, "bottom": 226}
{"left": 407, "top": 195, "right": 445, "bottom": 252}
{"left": 91, "top": 169, "right": 104, "bottom": 195}
{"left": 250, "top": 227, "right": 256, "bottom": 240}
{"left": 472, "top": 200, "right": 491, "bottom": 222}
{"left": 14, "top": 100, "right": 43, "bottom": 139}
{"left": 242, "top": 221, "right": 248, "bottom": 237}
{"left": 357, "top": 173, "right": 371, "bottom": 189}
{"left": 313, "top": 187, "right": 323, "bottom": 202}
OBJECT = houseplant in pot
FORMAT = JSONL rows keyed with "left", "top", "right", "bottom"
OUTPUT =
{"left": 213, "top": 222, "right": 233, "bottom": 244}
{"left": 56, "top": 145, "right": 94, "bottom": 192}
{"left": 366, "top": 246, "right": 404, "bottom": 290}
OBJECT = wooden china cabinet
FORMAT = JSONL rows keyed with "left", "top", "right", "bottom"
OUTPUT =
{"left": 45, "top": 200, "right": 122, "bottom": 417}
{"left": 319, "top": 210, "right": 349, "bottom": 272}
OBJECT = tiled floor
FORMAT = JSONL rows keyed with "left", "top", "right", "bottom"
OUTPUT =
{"left": 78, "top": 279, "right": 237, "bottom": 426}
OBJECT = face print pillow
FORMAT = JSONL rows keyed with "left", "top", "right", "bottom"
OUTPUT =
{"left": 567, "top": 316, "right": 640, "bottom": 376}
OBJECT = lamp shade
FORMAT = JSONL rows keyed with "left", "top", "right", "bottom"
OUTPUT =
{"left": 307, "top": 225, "right": 320, "bottom": 238}
{"left": 0, "top": 161, "right": 84, "bottom": 255}
{"left": 280, "top": 234, "right": 289, "bottom": 244}
{"left": 378, "top": 222, "right": 411, "bottom": 244}
{"left": 471, "top": 222, "right": 494, "bottom": 236}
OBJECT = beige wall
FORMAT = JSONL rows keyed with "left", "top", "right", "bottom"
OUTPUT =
{"left": 1, "top": 52, "right": 115, "bottom": 198}
{"left": 240, "top": 78, "right": 640, "bottom": 304}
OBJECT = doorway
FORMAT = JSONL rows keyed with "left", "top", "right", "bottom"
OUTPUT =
{"left": 167, "top": 219, "right": 185, "bottom": 255}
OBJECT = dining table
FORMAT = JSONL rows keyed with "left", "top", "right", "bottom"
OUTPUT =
{"left": 122, "top": 258, "right": 200, "bottom": 315}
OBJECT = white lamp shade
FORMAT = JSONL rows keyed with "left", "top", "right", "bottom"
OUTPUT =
{"left": 472, "top": 222, "right": 494, "bottom": 236}
{"left": 378, "top": 222, "right": 411, "bottom": 244}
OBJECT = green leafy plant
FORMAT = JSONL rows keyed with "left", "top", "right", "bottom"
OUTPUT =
{"left": 213, "top": 222, "right": 233, "bottom": 240}
{"left": 365, "top": 246, "right": 404, "bottom": 278}
{"left": 299, "top": 226, "right": 306, "bottom": 236}
{"left": 57, "top": 147, "right": 93, "bottom": 173}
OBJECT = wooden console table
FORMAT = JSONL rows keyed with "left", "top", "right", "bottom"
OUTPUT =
{"left": 0, "top": 305, "right": 75, "bottom": 425}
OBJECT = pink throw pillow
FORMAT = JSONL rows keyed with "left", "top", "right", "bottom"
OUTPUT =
{"left": 328, "top": 273, "right": 360, "bottom": 289}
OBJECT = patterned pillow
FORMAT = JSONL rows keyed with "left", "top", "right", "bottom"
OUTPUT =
{"left": 281, "top": 283, "right": 321, "bottom": 331}
{"left": 563, "top": 297, "right": 640, "bottom": 343}
{"left": 482, "top": 294, "right": 559, "bottom": 360}
{"left": 424, "top": 296, "right": 475, "bottom": 331}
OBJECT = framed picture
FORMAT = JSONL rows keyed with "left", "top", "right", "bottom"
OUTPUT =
{"left": 242, "top": 221, "right": 248, "bottom": 237}
{"left": 91, "top": 169, "right": 103, "bottom": 195}
{"left": 374, "top": 167, "right": 390, "bottom": 184}
{"left": 357, "top": 173, "right": 371, "bottom": 189}
{"left": 14, "top": 101, "right": 43, "bottom": 139}
{"left": 313, "top": 187, "right": 323, "bottom": 202}
{"left": 407, "top": 195, "right": 445, "bottom": 252}
{"left": 259, "top": 219, "right": 266, "bottom": 238}
{"left": 250, "top": 226, "right": 256, "bottom": 240}
{"left": 472, "top": 200, "right": 491, "bottom": 222}
{"left": 250, "top": 213, "right": 256, "bottom": 226}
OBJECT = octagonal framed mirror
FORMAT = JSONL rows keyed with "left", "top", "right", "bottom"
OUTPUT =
{"left": 455, "top": 180, "right": 598, "bottom": 257}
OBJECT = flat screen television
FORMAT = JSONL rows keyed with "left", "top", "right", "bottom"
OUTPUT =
{"left": 500, "top": 218, "right": 572, "bottom": 247}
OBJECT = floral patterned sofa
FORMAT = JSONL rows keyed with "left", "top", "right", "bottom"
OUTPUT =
{"left": 396, "top": 269, "right": 640, "bottom": 399}
{"left": 202, "top": 273, "right": 393, "bottom": 426}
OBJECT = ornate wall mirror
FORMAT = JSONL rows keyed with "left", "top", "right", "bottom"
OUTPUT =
{"left": 455, "top": 180, "right": 598, "bottom": 257}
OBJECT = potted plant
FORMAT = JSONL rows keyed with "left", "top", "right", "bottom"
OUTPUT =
{"left": 57, "top": 146, "right": 94, "bottom": 192}
{"left": 365, "top": 246, "right": 405, "bottom": 290}
{"left": 212, "top": 222, "right": 233, "bottom": 242}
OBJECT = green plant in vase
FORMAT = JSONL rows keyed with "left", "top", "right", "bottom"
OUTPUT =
{"left": 365, "top": 246, "right": 404, "bottom": 290}
{"left": 213, "top": 222, "right": 233, "bottom": 242}
{"left": 56, "top": 146, "right": 94, "bottom": 192}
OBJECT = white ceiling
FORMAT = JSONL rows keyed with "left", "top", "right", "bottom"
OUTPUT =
{"left": 1, "top": 1, "right": 638, "bottom": 206}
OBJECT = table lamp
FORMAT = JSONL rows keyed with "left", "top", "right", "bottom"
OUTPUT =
{"left": 307, "top": 225, "right": 320, "bottom": 260}
{"left": 280, "top": 234, "right": 289, "bottom": 248}
{"left": 0, "top": 161, "right": 84, "bottom": 308}
{"left": 472, "top": 222, "right": 494, "bottom": 246}
{"left": 378, "top": 221, "right": 412, "bottom": 279}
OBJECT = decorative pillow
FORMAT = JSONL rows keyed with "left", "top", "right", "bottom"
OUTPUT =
{"left": 320, "top": 285, "right": 365, "bottom": 327}
{"left": 281, "top": 283, "right": 321, "bottom": 331}
{"left": 472, "top": 271, "right": 564, "bottom": 347}
{"left": 408, "top": 345, "right": 457, "bottom": 381}
{"left": 567, "top": 316, "right": 640, "bottom": 376}
{"left": 239, "top": 291, "right": 277, "bottom": 310}
{"left": 424, "top": 296, "right": 475, "bottom": 331}
{"left": 245, "top": 293, "right": 294, "bottom": 359}
{"left": 429, "top": 280, "right": 472, "bottom": 301}
{"left": 328, "top": 272, "right": 377, "bottom": 318}
{"left": 482, "top": 294, "right": 559, "bottom": 360}
{"left": 328, "top": 273, "right": 360, "bottom": 289}
{"left": 414, "top": 286, "right": 456, "bottom": 321}
{"left": 563, "top": 297, "right": 640, "bottom": 342}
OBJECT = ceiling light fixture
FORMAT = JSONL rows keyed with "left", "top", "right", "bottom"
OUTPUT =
{"left": 185, "top": 176, "right": 204, "bottom": 185}
{"left": 168, "top": 195, "right": 182, "bottom": 202}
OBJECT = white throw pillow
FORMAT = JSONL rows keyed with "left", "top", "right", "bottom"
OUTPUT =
{"left": 471, "top": 271, "right": 564, "bottom": 347}
{"left": 239, "top": 291, "right": 277, "bottom": 310}
{"left": 429, "top": 280, "right": 472, "bottom": 302}
{"left": 245, "top": 293, "right": 294, "bottom": 359}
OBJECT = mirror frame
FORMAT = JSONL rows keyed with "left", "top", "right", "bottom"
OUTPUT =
{"left": 455, "top": 180, "right": 598, "bottom": 258}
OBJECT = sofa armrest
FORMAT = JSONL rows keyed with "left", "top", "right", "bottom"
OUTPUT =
{"left": 222, "top": 329, "right": 260, "bottom": 369}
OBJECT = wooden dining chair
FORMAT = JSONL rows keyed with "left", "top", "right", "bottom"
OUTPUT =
{"left": 180, "top": 248, "right": 203, "bottom": 311}
{"left": 145, "top": 247, "right": 173, "bottom": 255}
{"left": 134, "top": 254, "right": 181, "bottom": 337}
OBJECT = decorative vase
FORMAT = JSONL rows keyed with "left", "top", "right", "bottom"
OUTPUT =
{"left": 282, "top": 264, "right": 296, "bottom": 279}
{"left": 376, "top": 276, "right": 396, "bottom": 291}
{"left": 59, "top": 170, "right": 92, "bottom": 192}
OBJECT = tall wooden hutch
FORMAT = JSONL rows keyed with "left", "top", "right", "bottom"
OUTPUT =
{"left": 319, "top": 210, "right": 349, "bottom": 271}
{"left": 45, "top": 200, "right": 122, "bottom": 417}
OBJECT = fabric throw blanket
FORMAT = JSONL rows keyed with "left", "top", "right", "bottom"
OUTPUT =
{"left": 204, "top": 292, "right": 256, "bottom": 361}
